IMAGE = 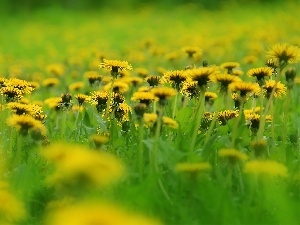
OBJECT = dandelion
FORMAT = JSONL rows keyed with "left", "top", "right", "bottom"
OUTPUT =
{"left": 204, "top": 92, "right": 218, "bottom": 105}
{"left": 103, "top": 81, "right": 129, "bottom": 94}
{"left": 220, "top": 62, "right": 240, "bottom": 74}
{"left": 185, "top": 66, "right": 218, "bottom": 89}
{"left": 44, "top": 97, "right": 63, "bottom": 110}
{"left": 44, "top": 201, "right": 163, "bottom": 225}
{"left": 89, "top": 91, "right": 109, "bottom": 113}
{"left": 285, "top": 67, "right": 297, "bottom": 89}
{"left": 244, "top": 160, "right": 288, "bottom": 178}
{"left": 229, "top": 81, "right": 260, "bottom": 99}
{"left": 210, "top": 73, "right": 241, "bottom": 92}
{"left": 111, "top": 92, "right": 125, "bottom": 109}
{"left": 262, "top": 80, "right": 287, "bottom": 98}
{"left": 150, "top": 86, "right": 177, "bottom": 106}
{"left": 217, "top": 110, "right": 239, "bottom": 125}
{"left": 114, "top": 102, "right": 132, "bottom": 123}
{"left": 267, "top": 43, "right": 300, "bottom": 66}
{"left": 7, "top": 114, "right": 47, "bottom": 136}
{"left": 219, "top": 148, "right": 248, "bottom": 164}
{"left": 180, "top": 80, "right": 199, "bottom": 99}
{"left": 74, "top": 94, "right": 89, "bottom": 106}
{"left": 84, "top": 71, "right": 102, "bottom": 86}
{"left": 162, "top": 116, "right": 178, "bottom": 129}
{"left": 247, "top": 67, "right": 273, "bottom": 85}
{"left": 42, "top": 78, "right": 60, "bottom": 87}
{"left": 60, "top": 93, "right": 73, "bottom": 109}
{"left": 46, "top": 63, "right": 65, "bottom": 76}
{"left": 251, "top": 139, "right": 268, "bottom": 157}
{"left": 91, "top": 134, "right": 109, "bottom": 148}
{"left": 244, "top": 112, "right": 272, "bottom": 131}
{"left": 100, "top": 59, "right": 132, "bottom": 77}
{"left": 265, "top": 59, "right": 278, "bottom": 75}
{"left": 131, "top": 91, "right": 158, "bottom": 106}
{"left": 41, "top": 142, "right": 125, "bottom": 188}
{"left": 145, "top": 76, "right": 161, "bottom": 87}
{"left": 231, "top": 69, "right": 244, "bottom": 77}
{"left": 133, "top": 103, "right": 147, "bottom": 119}
{"left": 68, "top": 81, "right": 85, "bottom": 91}
{"left": 162, "top": 70, "right": 188, "bottom": 91}
{"left": 0, "top": 86, "right": 23, "bottom": 102}
{"left": 0, "top": 183, "right": 25, "bottom": 223}
{"left": 121, "top": 76, "right": 143, "bottom": 87}
{"left": 135, "top": 67, "right": 149, "bottom": 78}
{"left": 182, "top": 46, "right": 202, "bottom": 58}
{"left": 143, "top": 113, "right": 158, "bottom": 126}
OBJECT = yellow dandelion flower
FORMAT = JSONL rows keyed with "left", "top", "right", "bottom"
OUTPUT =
{"left": 182, "top": 46, "right": 202, "bottom": 58}
{"left": 220, "top": 62, "right": 240, "bottom": 74}
{"left": 71, "top": 105, "right": 84, "bottom": 112}
{"left": 138, "top": 86, "right": 150, "bottom": 92}
{"left": 251, "top": 139, "right": 268, "bottom": 157}
{"left": 262, "top": 80, "right": 287, "bottom": 98}
{"left": 145, "top": 76, "right": 161, "bottom": 87}
{"left": 242, "top": 55, "right": 258, "bottom": 64}
{"left": 41, "top": 142, "right": 125, "bottom": 188}
{"left": 267, "top": 43, "right": 300, "bottom": 65}
{"left": 121, "top": 76, "right": 143, "bottom": 87}
{"left": 244, "top": 113, "right": 272, "bottom": 130}
{"left": 135, "top": 67, "right": 149, "bottom": 78}
{"left": 162, "top": 70, "right": 188, "bottom": 91}
{"left": 244, "top": 160, "right": 288, "bottom": 178}
{"left": 217, "top": 110, "right": 239, "bottom": 125}
{"left": 180, "top": 80, "right": 199, "bottom": 99}
{"left": 42, "top": 78, "right": 60, "bottom": 87}
{"left": 99, "top": 59, "right": 132, "bottom": 77}
{"left": 45, "top": 63, "right": 65, "bottom": 76}
{"left": 84, "top": 71, "right": 102, "bottom": 86}
{"left": 143, "top": 113, "right": 158, "bottom": 126}
{"left": 91, "top": 134, "right": 109, "bottom": 148}
{"left": 185, "top": 66, "right": 218, "bottom": 89}
{"left": 89, "top": 91, "right": 109, "bottom": 113}
{"left": 210, "top": 74, "right": 242, "bottom": 92}
{"left": 0, "top": 86, "right": 23, "bottom": 102}
{"left": 231, "top": 69, "right": 244, "bottom": 76}
{"left": 44, "top": 201, "right": 163, "bottom": 225}
{"left": 68, "top": 81, "right": 85, "bottom": 91}
{"left": 103, "top": 81, "right": 129, "bottom": 94}
{"left": 175, "top": 162, "right": 211, "bottom": 173}
{"left": 74, "top": 94, "right": 89, "bottom": 106}
{"left": 229, "top": 81, "right": 260, "bottom": 98}
{"left": 44, "top": 97, "right": 63, "bottom": 110}
{"left": 247, "top": 67, "right": 273, "bottom": 85}
{"left": 219, "top": 148, "right": 248, "bottom": 163}
{"left": 204, "top": 92, "right": 218, "bottom": 105}
{"left": 162, "top": 116, "right": 178, "bottom": 129}
{"left": 165, "top": 51, "right": 180, "bottom": 61}
{"left": 150, "top": 87, "right": 177, "bottom": 106}
{"left": 115, "top": 102, "right": 132, "bottom": 122}
{"left": 0, "top": 184, "right": 25, "bottom": 222}
{"left": 6, "top": 114, "right": 47, "bottom": 136}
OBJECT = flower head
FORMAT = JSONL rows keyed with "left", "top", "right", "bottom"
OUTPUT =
{"left": 185, "top": 66, "right": 218, "bottom": 89}
{"left": 229, "top": 81, "right": 260, "bottom": 98}
{"left": 262, "top": 80, "right": 287, "bottom": 98}
{"left": 175, "top": 162, "right": 211, "bottom": 173}
{"left": 162, "top": 70, "right": 188, "bottom": 91}
{"left": 100, "top": 59, "right": 132, "bottom": 77}
{"left": 131, "top": 91, "right": 158, "bottom": 106}
{"left": 220, "top": 62, "right": 240, "bottom": 74}
{"left": 219, "top": 148, "right": 248, "bottom": 163}
{"left": 244, "top": 160, "right": 288, "bottom": 178}
{"left": 247, "top": 67, "right": 273, "bottom": 85}
{"left": 150, "top": 87, "right": 177, "bottom": 106}
{"left": 210, "top": 74, "right": 241, "bottom": 92}
{"left": 267, "top": 43, "right": 300, "bottom": 65}
{"left": 180, "top": 80, "right": 199, "bottom": 99}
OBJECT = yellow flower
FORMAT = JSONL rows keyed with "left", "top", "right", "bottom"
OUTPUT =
{"left": 121, "top": 76, "right": 143, "bottom": 87}
{"left": 262, "top": 80, "right": 287, "bottom": 98}
{"left": 220, "top": 62, "right": 240, "bottom": 74}
{"left": 91, "top": 134, "right": 109, "bottom": 148}
{"left": 145, "top": 76, "right": 161, "bottom": 87}
{"left": 267, "top": 43, "right": 300, "bottom": 65}
{"left": 247, "top": 67, "right": 273, "bottom": 85}
{"left": 46, "top": 63, "right": 65, "bottom": 76}
{"left": 131, "top": 91, "right": 158, "bottom": 106}
{"left": 100, "top": 59, "right": 132, "bottom": 77}
{"left": 74, "top": 94, "right": 89, "bottom": 106}
{"left": 217, "top": 110, "right": 239, "bottom": 125}
{"left": 204, "top": 92, "right": 218, "bottom": 102}
{"left": 89, "top": 91, "right": 109, "bottom": 113}
{"left": 44, "top": 97, "right": 63, "bottom": 110}
{"left": 40, "top": 142, "right": 125, "bottom": 188}
{"left": 42, "top": 78, "right": 60, "bottom": 87}
{"left": 229, "top": 81, "right": 260, "bottom": 98}
{"left": 143, "top": 113, "right": 158, "bottom": 126}
{"left": 182, "top": 46, "right": 202, "bottom": 58}
{"left": 175, "top": 162, "right": 212, "bottom": 173}
{"left": 114, "top": 102, "right": 132, "bottom": 122}
{"left": 103, "top": 81, "right": 129, "bottom": 94}
{"left": 44, "top": 201, "right": 163, "bottom": 225}
{"left": 135, "top": 67, "right": 149, "bottom": 78}
{"left": 84, "top": 71, "right": 102, "bottom": 86}
{"left": 68, "top": 81, "right": 85, "bottom": 91}
{"left": 162, "top": 70, "right": 188, "bottom": 91}
{"left": 244, "top": 160, "right": 288, "bottom": 178}
{"left": 0, "top": 184, "right": 25, "bottom": 223}
{"left": 185, "top": 66, "right": 218, "bottom": 88}
{"left": 210, "top": 74, "right": 241, "bottom": 92}
{"left": 6, "top": 114, "right": 47, "bottom": 136}
{"left": 150, "top": 87, "right": 177, "bottom": 105}
{"left": 162, "top": 116, "right": 178, "bottom": 129}
{"left": 180, "top": 80, "right": 199, "bottom": 99}
{"left": 219, "top": 148, "right": 248, "bottom": 163}
{"left": 244, "top": 113, "right": 272, "bottom": 130}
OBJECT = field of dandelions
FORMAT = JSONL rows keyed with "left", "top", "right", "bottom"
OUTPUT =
{"left": 0, "top": 1, "right": 300, "bottom": 225}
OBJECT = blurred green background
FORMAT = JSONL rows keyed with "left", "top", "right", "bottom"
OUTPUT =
{"left": 0, "top": 0, "right": 292, "bottom": 12}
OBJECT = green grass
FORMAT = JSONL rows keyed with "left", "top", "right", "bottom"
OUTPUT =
{"left": 0, "top": 2, "right": 299, "bottom": 225}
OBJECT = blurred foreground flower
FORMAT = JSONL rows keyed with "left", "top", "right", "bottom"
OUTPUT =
{"left": 244, "top": 160, "right": 288, "bottom": 178}
{"left": 44, "top": 201, "right": 163, "bottom": 225}
{"left": 267, "top": 43, "right": 300, "bottom": 66}
{"left": 40, "top": 142, "right": 125, "bottom": 189}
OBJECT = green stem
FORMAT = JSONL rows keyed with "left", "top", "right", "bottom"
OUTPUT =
{"left": 189, "top": 92, "right": 205, "bottom": 159}
{"left": 106, "top": 77, "right": 115, "bottom": 118}
{"left": 172, "top": 92, "right": 178, "bottom": 119}
{"left": 150, "top": 109, "right": 162, "bottom": 175}
{"left": 138, "top": 120, "right": 144, "bottom": 176}
{"left": 231, "top": 102, "right": 244, "bottom": 147}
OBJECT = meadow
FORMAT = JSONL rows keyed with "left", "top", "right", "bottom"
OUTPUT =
{"left": 0, "top": 1, "right": 300, "bottom": 224}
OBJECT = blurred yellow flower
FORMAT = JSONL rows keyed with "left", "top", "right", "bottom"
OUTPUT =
{"left": 219, "top": 148, "right": 248, "bottom": 162}
{"left": 175, "top": 162, "right": 212, "bottom": 173}
{"left": 244, "top": 160, "right": 288, "bottom": 178}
